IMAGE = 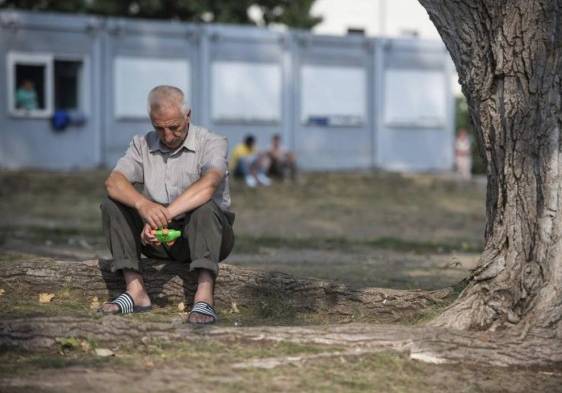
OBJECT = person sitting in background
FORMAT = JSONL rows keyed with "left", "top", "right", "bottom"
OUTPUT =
{"left": 264, "top": 134, "right": 297, "bottom": 181}
{"left": 15, "top": 79, "right": 38, "bottom": 111}
{"left": 229, "top": 134, "right": 271, "bottom": 187}
{"left": 455, "top": 128, "right": 472, "bottom": 180}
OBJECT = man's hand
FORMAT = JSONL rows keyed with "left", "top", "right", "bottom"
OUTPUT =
{"left": 141, "top": 224, "right": 178, "bottom": 247}
{"left": 136, "top": 199, "right": 171, "bottom": 229}
{"left": 141, "top": 223, "right": 161, "bottom": 247}
{"left": 105, "top": 171, "right": 171, "bottom": 228}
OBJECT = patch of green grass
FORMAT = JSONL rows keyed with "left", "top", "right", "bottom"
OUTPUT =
{"left": 0, "top": 225, "right": 102, "bottom": 238}
{"left": 2, "top": 344, "right": 559, "bottom": 393}
{"left": 216, "top": 350, "right": 550, "bottom": 393}
{"left": 122, "top": 337, "right": 339, "bottom": 369}
{"left": 0, "top": 251, "right": 36, "bottom": 263}
{"left": 0, "top": 286, "right": 95, "bottom": 319}
{"left": 0, "top": 301, "right": 92, "bottom": 319}
{"left": 0, "top": 225, "right": 104, "bottom": 248}
{"left": 234, "top": 235, "right": 482, "bottom": 255}
{"left": 0, "top": 347, "right": 116, "bottom": 376}
{"left": 218, "top": 351, "right": 431, "bottom": 393}
{"left": 0, "top": 284, "right": 329, "bottom": 327}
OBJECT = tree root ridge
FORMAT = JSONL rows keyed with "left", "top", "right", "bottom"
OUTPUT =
{"left": 0, "top": 256, "right": 453, "bottom": 323}
{"left": 1, "top": 317, "right": 561, "bottom": 368}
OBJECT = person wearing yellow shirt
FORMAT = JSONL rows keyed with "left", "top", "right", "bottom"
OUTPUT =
{"left": 229, "top": 134, "right": 271, "bottom": 187}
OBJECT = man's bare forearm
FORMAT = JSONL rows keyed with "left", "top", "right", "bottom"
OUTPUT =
{"left": 167, "top": 170, "right": 223, "bottom": 219}
{"left": 105, "top": 171, "right": 149, "bottom": 209}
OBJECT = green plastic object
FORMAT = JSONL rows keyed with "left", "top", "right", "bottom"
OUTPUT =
{"left": 153, "top": 229, "right": 182, "bottom": 243}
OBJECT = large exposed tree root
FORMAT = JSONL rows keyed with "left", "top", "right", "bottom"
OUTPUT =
{"left": 1, "top": 316, "right": 561, "bottom": 368}
{"left": 0, "top": 256, "right": 452, "bottom": 322}
{"left": 1, "top": 256, "right": 561, "bottom": 368}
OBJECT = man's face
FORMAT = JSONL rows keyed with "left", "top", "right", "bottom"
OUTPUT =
{"left": 150, "top": 107, "right": 190, "bottom": 150}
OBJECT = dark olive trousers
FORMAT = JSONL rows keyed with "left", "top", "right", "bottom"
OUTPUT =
{"left": 100, "top": 197, "right": 235, "bottom": 277}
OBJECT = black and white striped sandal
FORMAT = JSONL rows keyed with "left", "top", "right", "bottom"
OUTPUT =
{"left": 102, "top": 292, "right": 152, "bottom": 315}
{"left": 188, "top": 301, "right": 218, "bottom": 325}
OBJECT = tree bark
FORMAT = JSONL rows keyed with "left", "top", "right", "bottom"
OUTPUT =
{"left": 0, "top": 256, "right": 452, "bottom": 323}
{"left": 418, "top": 0, "right": 562, "bottom": 332}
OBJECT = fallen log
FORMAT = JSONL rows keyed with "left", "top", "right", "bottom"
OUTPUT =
{"left": 0, "top": 256, "right": 453, "bottom": 323}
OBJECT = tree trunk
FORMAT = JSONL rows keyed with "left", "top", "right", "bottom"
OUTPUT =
{"left": 418, "top": 0, "right": 562, "bottom": 332}
{"left": 0, "top": 256, "right": 452, "bottom": 323}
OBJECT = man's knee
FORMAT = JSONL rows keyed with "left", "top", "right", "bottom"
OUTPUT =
{"left": 100, "top": 197, "right": 129, "bottom": 221}
{"left": 100, "top": 196, "right": 114, "bottom": 212}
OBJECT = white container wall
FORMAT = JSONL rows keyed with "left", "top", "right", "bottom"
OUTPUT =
{"left": 0, "top": 11, "right": 455, "bottom": 172}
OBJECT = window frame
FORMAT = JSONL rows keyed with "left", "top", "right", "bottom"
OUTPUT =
{"left": 7, "top": 52, "right": 88, "bottom": 119}
{"left": 53, "top": 54, "right": 89, "bottom": 114}
{"left": 7, "top": 52, "right": 54, "bottom": 118}
{"left": 383, "top": 68, "right": 448, "bottom": 129}
{"left": 113, "top": 56, "right": 191, "bottom": 120}
{"left": 210, "top": 60, "right": 282, "bottom": 125}
{"left": 300, "top": 64, "right": 367, "bottom": 128}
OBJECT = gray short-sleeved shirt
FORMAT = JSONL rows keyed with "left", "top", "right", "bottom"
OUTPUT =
{"left": 114, "top": 124, "right": 231, "bottom": 211}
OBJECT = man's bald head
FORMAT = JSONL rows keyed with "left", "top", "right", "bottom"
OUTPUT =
{"left": 147, "top": 85, "right": 190, "bottom": 117}
{"left": 148, "top": 86, "right": 191, "bottom": 149}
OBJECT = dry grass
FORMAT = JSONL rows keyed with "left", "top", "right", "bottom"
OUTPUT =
{"left": 0, "top": 169, "right": 485, "bottom": 290}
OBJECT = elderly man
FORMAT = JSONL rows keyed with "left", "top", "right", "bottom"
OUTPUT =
{"left": 100, "top": 85, "right": 234, "bottom": 324}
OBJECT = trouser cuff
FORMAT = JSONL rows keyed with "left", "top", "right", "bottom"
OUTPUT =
{"left": 189, "top": 258, "right": 219, "bottom": 278}
{"left": 110, "top": 258, "right": 141, "bottom": 273}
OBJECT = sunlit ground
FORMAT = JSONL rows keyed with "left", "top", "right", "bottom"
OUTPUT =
{"left": 0, "top": 169, "right": 486, "bottom": 290}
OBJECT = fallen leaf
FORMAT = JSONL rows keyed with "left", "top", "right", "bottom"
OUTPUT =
{"left": 39, "top": 293, "right": 55, "bottom": 303}
{"left": 95, "top": 348, "right": 115, "bottom": 357}
{"left": 80, "top": 340, "right": 92, "bottom": 352}
{"left": 90, "top": 296, "right": 100, "bottom": 310}
{"left": 177, "top": 302, "right": 185, "bottom": 312}
{"left": 230, "top": 302, "right": 240, "bottom": 314}
{"left": 0, "top": 289, "right": 5, "bottom": 297}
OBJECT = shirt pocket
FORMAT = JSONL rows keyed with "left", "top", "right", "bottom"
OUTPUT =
{"left": 167, "top": 155, "right": 199, "bottom": 201}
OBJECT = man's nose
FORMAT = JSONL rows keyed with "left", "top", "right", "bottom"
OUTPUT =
{"left": 163, "top": 129, "right": 175, "bottom": 139}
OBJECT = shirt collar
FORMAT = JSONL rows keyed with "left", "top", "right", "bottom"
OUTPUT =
{"left": 183, "top": 124, "right": 197, "bottom": 152}
{"left": 148, "top": 123, "right": 197, "bottom": 154}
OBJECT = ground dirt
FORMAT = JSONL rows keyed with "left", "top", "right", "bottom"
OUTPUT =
{"left": 1, "top": 170, "right": 560, "bottom": 392}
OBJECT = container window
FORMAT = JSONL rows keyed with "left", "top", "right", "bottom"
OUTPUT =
{"left": 54, "top": 60, "right": 83, "bottom": 111}
{"left": 301, "top": 65, "right": 366, "bottom": 127}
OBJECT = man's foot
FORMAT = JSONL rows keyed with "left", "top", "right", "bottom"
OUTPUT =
{"left": 188, "top": 269, "right": 216, "bottom": 324}
{"left": 101, "top": 290, "right": 151, "bottom": 314}
{"left": 187, "top": 302, "right": 217, "bottom": 324}
{"left": 101, "top": 270, "right": 151, "bottom": 313}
